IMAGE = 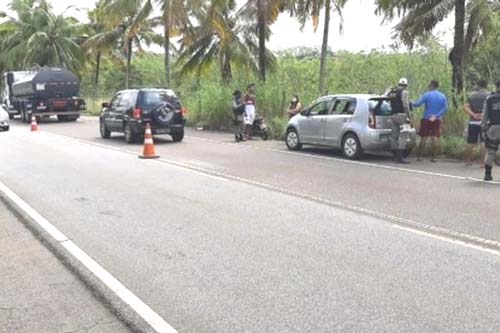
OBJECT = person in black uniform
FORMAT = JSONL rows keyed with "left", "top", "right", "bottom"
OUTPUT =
{"left": 387, "top": 78, "right": 412, "bottom": 163}
{"left": 481, "top": 81, "right": 500, "bottom": 181}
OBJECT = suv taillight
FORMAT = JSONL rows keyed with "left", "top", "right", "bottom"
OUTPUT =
{"left": 368, "top": 110, "right": 376, "bottom": 129}
{"left": 181, "top": 107, "right": 188, "bottom": 117}
{"left": 133, "top": 108, "right": 142, "bottom": 120}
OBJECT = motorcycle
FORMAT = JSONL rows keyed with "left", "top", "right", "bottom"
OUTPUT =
{"left": 250, "top": 114, "right": 269, "bottom": 140}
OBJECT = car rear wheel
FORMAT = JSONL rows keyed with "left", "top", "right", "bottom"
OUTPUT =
{"left": 100, "top": 118, "right": 111, "bottom": 138}
{"left": 286, "top": 128, "right": 302, "bottom": 150}
{"left": 124, "top": 122, "right": 137, "bottom": 144}
{"left": 342, "top": 133, "right": 362, "bottom": 160}
{"left": 171, "top": 130, "right": 184, "bottom": 142}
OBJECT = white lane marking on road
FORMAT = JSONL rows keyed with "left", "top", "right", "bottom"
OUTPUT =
{"left": 393, "top": 225, "right": 500, "bottom": 257}
{"left": 36, "top": 131, "right": 229, "bottom": 182}
{"left": 31, "top": 128, "right": 500, "bottom": 255}
{"left": 185, "top": 135, "right": 500, "bottom": 185}
{"left": 0, "top": 180, "right": 177, "bottom": 333}
{"left": 0, "top": 182, "right": 68, "bottom": 242}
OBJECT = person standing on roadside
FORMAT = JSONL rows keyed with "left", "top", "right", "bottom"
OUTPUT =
{"left": 244, "top": 83, "right": 256, "bottom": 139}
{"left": 464, "top": 80, "right": 489, "bottom": 167}
{"left": 481, "top": 81, "right": 500, "bottom": 181}
{"left": 232, "top": 90, "right": 245, "bottom": 142}
{"left": 387, "top": 78, "right": 412, "bottom": 164}
{"left": 412, "top": 80, "right": 449, "bottom": 162}
{"left": 287, "top": 95, "right": 302, "bottom": 119}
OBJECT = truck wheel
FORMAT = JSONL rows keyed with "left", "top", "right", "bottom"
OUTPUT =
{"left": 100, "top": 119, "right": 111, "bottom": 138}
{"left": 124, "top": 122, "right": 137, "bottom": 144}
{"left": 24, "top": 111, "right": 31, "bottom": 123}
{"left": 67, "top": 115, "right": 79, "bottom": 122}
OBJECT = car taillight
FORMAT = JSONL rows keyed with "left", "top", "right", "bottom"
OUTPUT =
{"left": 133, "top": 108, "right": 142, "bottom": 120}
{"left": 181, "top": 107, "right": 188, "bottom": 117}
{"left": 368, "top": 110, "right": 376, "bottom": 129}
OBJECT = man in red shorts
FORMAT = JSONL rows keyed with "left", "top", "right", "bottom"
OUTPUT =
{"left": 412, "top": 80, "right": 449, "bottom": 162}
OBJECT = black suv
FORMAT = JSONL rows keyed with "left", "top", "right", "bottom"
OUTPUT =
{"left": 99, "top": 88, "right": 185, "bottom": 143}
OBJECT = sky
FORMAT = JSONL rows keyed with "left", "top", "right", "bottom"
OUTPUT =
{"left": 0, "top": 0, "right": 454, "bottom": 52}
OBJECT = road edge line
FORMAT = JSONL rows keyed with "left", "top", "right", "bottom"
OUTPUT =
{"left": 0, "top": 180, "right": 177, "bottom": 333}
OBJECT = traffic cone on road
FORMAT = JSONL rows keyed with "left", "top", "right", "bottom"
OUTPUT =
{"left": 139, "top": 123, "right": 159, "bottom": 159}
{"left": 30, "top": 115, "right": 38, "bottom": 132}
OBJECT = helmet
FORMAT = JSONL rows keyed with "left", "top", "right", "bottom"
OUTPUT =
{"left": 398, "top": 77, "right": 408, "bottom": 86}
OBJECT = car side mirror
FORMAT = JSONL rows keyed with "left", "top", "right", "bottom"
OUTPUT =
{"left": 301, "top": 109, "right": 309, "bottom": 116}
{"left": 102, "top": 102, "right": 109, "bottom": 108}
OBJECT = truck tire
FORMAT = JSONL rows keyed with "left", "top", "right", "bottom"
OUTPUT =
{"left": 58, "top": 115, "right": 68, "bottom": 121}
{"left": 58, "top": 115, "right": 79, "bottom": 122}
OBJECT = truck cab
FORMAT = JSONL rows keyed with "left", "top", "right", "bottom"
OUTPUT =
{"left": 2, "top": 71, "right": 32, "bottom": 118}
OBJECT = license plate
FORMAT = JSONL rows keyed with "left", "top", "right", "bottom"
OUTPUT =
{"left": 155, "top": 128, "right": 170, "bottom": 134}
{"left": 53, "top": 100, "right": 66, "bottom": 108}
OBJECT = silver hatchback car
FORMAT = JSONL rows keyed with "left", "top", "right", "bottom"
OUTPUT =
{"left": 285, "top": 94, "right": 416, "bottom": 159}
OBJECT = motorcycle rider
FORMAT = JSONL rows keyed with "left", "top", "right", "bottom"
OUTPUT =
{"left": 387, "top": 78, "right": 412, "bottom": 163}
{"left": 481, "top": 80, "right": 500, "bottom": 181}
{"left": 244, "top": 83, "right": 256, "bottom": 139}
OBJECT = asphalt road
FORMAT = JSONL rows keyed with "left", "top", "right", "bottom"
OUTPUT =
{"left": 2, "top": 117, "right": 500, "bottom": 332}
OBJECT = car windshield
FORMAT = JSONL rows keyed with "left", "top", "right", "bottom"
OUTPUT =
{"left": 139, "top": 90, "right": 177, "bottom": 107}
{"left": 369, "top": 99, "right": 392, "bottom": 116}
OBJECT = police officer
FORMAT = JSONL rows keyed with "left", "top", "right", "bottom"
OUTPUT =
{"left": 387, "top": 78, "right": 412, "bottom": 163}
{"left": 481, "top": 80, "right": 500, "bottom": 181}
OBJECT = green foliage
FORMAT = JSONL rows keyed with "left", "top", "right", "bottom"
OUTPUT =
{"left": 0, "top": 0, "right": 84, "bottom": 72}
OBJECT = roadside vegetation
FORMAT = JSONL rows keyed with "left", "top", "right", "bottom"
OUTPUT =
{"left": 2, "top": 0, "right": 500, "bottom": 158}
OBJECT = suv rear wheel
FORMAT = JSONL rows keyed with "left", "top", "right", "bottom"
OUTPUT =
{"left": 124, "top": 122, "right": 137, "bottom": 144}
{"left": 171, "top": 129, "right": 184, "bottom": 142}
{"left": 100, "top": 118, "right": 111, "bottom": 138}
{"left": 342, "top": 133, "right": 362, "bottom": 160}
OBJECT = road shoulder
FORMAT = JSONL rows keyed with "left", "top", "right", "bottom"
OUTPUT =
{"left": 0, "top": 198, "right": 130, "bottom": 332}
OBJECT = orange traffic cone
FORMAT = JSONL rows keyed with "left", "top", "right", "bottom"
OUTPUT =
{"left": 30, "top": 115, "right": 39, "bottom": 132}
{"left": 139, "top": 123, "right": 159, "bottom": 159}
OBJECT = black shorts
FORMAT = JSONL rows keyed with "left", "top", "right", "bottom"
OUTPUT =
{"left": 467, "top": 124, "right": 484, "bottom": 144}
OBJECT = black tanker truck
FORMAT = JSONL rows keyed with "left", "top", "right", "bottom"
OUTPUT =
{"left": 4, "top": 68, "right": 86, "bottom": 122}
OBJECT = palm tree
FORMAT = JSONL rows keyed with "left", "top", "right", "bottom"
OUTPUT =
{"left": 0, "top": 0, "right": 84, "bottom": 72}
{"left": 155, "top": 0, "right": 192, "bottom": 87}
{"left": 177, "top": 0, "right": 275, "bottom": 84}
{"left": 289, "top": 0, "right": 347, "bottom": 93}
{"left": 240, "top": 0, "right": 285, "bottom": 82}
{"left": 81, "top": 1, "right": 116, "bottom": 87}
{"left": 376, "top": 0, "right": 500, "bottom": 95}
{"left": 102, "top": 0, "right": 163, "bottom": 88}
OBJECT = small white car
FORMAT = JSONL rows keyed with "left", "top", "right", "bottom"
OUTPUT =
{"left": 0, "top": 104, "right": 10, "bottom": 131}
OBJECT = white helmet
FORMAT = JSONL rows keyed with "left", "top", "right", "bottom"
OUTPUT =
{"left": 398, "top": 77, "right": 408, "bottom": 86}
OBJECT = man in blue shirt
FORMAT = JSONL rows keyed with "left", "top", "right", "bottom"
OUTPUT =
{"left": 412, "top": 80, "right": 449, "bottom": 162}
